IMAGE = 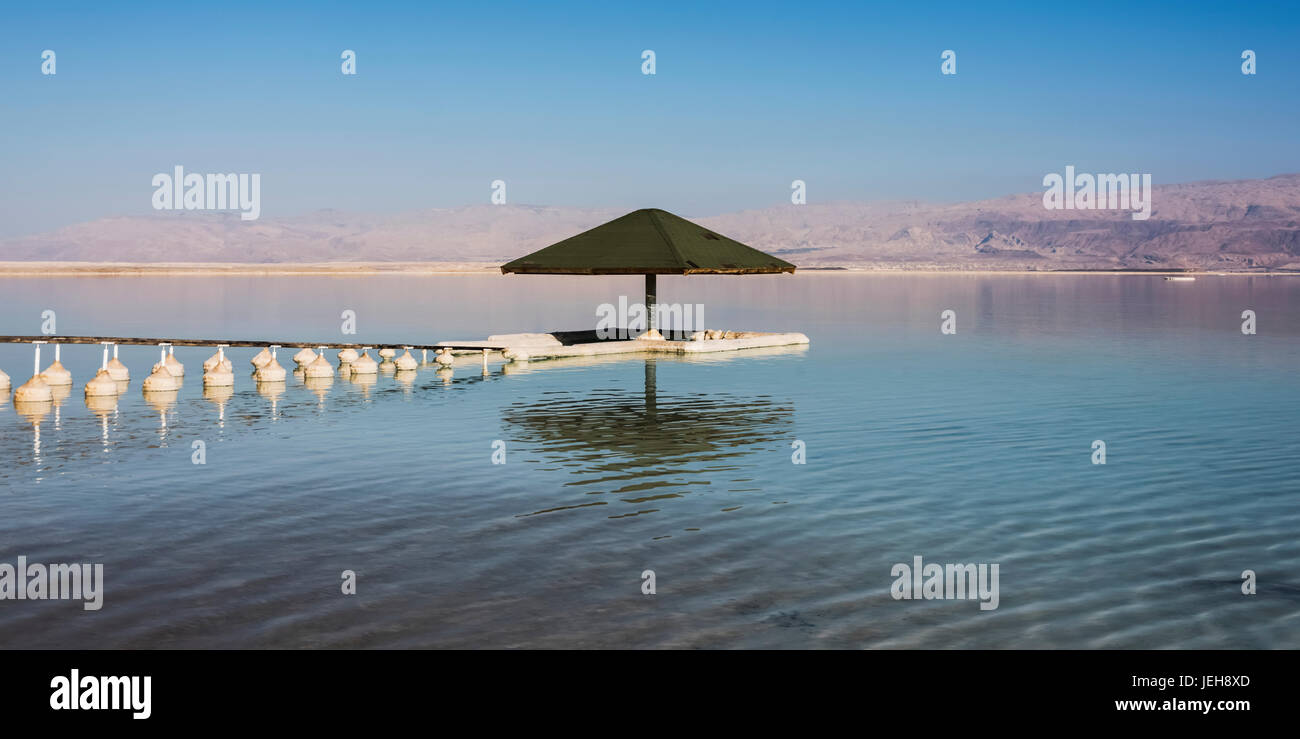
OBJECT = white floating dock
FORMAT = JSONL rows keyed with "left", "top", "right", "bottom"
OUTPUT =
{"left": 437, "top": 330, "right": 811, "bottom": 361}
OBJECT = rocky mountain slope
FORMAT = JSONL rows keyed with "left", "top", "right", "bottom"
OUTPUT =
{"left": 4, "top": 175, "right": 1298, "bottom": 271}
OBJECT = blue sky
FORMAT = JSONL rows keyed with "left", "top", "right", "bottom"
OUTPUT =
{"left": 2, "top": 0, "right": 1298, "bottom": 236}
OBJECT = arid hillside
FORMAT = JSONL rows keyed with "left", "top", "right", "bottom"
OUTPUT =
{"left": 4, "top": 174, "right": 1299, "bottom": 271}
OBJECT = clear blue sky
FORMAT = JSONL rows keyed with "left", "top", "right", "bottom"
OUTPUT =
{"left": 2, "top": 0, "right": 1297, "bottom": 236}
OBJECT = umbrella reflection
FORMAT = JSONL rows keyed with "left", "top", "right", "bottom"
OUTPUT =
{"left": 502, "top": 358, "right": 795, "bottom": 520}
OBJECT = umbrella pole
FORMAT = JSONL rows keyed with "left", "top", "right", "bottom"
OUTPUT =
{"left": 645, "top": 274, "right": 657, "bottom": 332}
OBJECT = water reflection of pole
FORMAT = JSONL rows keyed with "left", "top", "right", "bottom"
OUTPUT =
{"left": 644, "top": 358, "right": 657, "bottom": 418}
{"left": 109, "top": 407, "right": 118, "bottom": 453}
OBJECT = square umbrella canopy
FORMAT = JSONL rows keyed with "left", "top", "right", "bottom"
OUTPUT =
{"left": 500, "top": 208, "right": 797, "bottom": 276}
{"left": 500, "top": 208, "right": 796, "bottom": 331}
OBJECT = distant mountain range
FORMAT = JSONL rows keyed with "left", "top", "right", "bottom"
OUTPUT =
{"left": 4, "top": 174, "right": 1299, "bottom": 271}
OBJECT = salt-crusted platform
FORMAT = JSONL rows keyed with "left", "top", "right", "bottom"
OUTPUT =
{"left": 436, "top": 329, "right": 810, "bottom": 361}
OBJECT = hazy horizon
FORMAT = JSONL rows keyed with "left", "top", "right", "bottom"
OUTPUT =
{"left": 5, "top": 169, "right": 1299, "bottom": 243}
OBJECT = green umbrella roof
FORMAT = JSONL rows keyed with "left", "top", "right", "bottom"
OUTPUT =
{"left": 500, "top": 208, "right": 797, "bottom": 275}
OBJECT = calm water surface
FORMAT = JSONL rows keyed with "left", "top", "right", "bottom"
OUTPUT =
{"left": 1, "top": 273, "right": 1297, "bottom": 648}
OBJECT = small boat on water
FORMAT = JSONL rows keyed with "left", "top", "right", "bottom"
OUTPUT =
{"left": 1164, "top": 276, "right": 1196, "bottom": 282}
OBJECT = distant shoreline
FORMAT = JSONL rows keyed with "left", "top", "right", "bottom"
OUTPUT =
{"left": 0, "top": 261, "right": 499, "bottom": 276}
{"left": 0, "top": 261, "right": 1295, "bottom": 277}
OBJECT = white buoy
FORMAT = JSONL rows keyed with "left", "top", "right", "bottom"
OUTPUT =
{"left": 84, "top": 343, "right": 119, "bottom": 397}
{"left": 149, "top": 344, "right": 168, "bottom": 373}
{"left": 337, "top": 347, "right": 359, "bottom": 364}
{"left": 256, "top": 345, "right": 287, "bottom": 382}
{"left": 39, "top": 343, "right": 73, "bottom": 386}
{"left": 351, "top": 347, "right": 378, "bottom": 375}
{"left": 203, "top": 345, "right": 235, "bottom": 387}
{"left": 250, "top": 347, "right": 273, "bottom": 369}
{"left": 164, "top": 344, "right": 185, "bottom": 377}
{"left": 142, "top": 344, "right": 180, "bottom": 392}
{"left": 435, "top": 347, "right": 455, "bottom": 366}
{"left": 106, "top": 344, "right": 130, "bottom": 381}
{"left": 305, "top": 346, "right": 334, "bottom": 379}
{"left": 395, "top": 347, "right": 418, "bottom": 371}
{"left": 378, "top": 347, "right": 396, "bottom": 361}
{"left": 14, "top": 342, "right": 54, "bottom": 402}
{"left": 203, "top": 347, "right": 232, "bottom": 373}
{"left": 85, "top": 362, "right": 119, "bottom": 395}
{"left": 293, "top": 347, "right": 318, "bottom": 367}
